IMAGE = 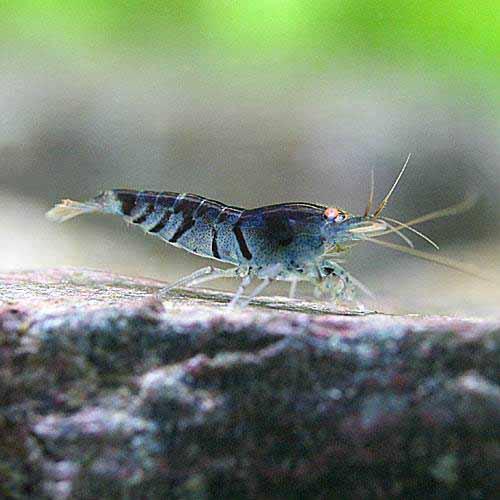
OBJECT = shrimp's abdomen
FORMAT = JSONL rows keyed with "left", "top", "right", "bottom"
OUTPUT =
{"left": 111, "top": 189, "right": 243, "bottom": 263}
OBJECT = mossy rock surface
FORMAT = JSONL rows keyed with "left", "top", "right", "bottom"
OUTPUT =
{"left": 1, "top": 268, "right": 499, "bottom": 499}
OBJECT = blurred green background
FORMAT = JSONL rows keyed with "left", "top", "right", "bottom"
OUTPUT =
{"left": 1, "top": 1, "right": 499, "bottom": 314}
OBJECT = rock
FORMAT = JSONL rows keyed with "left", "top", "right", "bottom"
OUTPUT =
{"left": 0, "top": 268, "right": 499, "bottom": 498}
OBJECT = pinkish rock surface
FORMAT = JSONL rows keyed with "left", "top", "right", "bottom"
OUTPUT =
{"left": 0, "top": 268, "right": 499, "bottom": 498}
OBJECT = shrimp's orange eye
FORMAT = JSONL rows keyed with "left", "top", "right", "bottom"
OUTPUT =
{"left": 324, "top": 207, "right": 346, "bottom": 223}
{"left": 324, "top": 207, "right": 339, "bottom": 220}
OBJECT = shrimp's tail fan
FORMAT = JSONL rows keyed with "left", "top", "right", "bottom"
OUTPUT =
{"left": 46, "top": 199, "right": 100, "bottom": 223}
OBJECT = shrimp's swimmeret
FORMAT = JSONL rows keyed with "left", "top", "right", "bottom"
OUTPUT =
{"left": 46, "top": 155, "right": 484, "bottom": 307}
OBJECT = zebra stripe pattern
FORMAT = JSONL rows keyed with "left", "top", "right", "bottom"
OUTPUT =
{"left": 112, "top": 189, "right": 250, "bottom": 264}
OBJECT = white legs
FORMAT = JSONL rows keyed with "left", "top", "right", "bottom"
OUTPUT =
{"left": 160, "top": 264, "right": 284, "bottom": 307}
{"left": 229, "top": 263, "right": 282, "bottom": 308}
{"left": 160, "top": 260, "right": 371, "bottom": 307}
{"left": 228, "top": 275, "right": 253, "bottom": 307}
{"left": 158, "top": 266, "right": 241, "bottom": 297}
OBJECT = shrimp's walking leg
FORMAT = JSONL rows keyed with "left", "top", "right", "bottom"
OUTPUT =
{"left": 159, "top": 266, "right": 243, "bottom": 296}
{"left": 230, "top": 264, "right": 283, "bottom": 308}
{"left": 228, "top": 275, "right": 253, "bottom": 308}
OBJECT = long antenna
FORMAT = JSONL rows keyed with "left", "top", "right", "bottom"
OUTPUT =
{"left": 370, "top": 194, "right": 478, "bottom": 251}
{"left": 372, "top": 153, "right": 412, "bottom": 218}
{"left": 382, "top": 194, "right": 478, "bottom": 230}
{"left": 361, "top": 237, "right": 491, "bottom": 282}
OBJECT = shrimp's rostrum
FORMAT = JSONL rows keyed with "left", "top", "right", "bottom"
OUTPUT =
{"left": 46, "top": 155, "right": 483, "bottom": 307}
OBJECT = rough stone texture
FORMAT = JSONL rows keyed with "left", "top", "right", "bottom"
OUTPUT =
{"left": 0, "top": 268, "right": 499, "bottom": 499}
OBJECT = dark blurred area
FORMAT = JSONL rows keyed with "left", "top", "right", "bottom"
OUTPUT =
{"left": 1, "top": 1, "right": 499, "bottom": 314}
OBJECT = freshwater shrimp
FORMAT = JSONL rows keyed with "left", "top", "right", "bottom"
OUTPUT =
{"left": 46, "top": 155, "right": 482, "bottom": 307}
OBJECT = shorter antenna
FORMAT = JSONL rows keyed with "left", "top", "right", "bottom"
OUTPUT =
{"left": 372, "top": 153, "right": 412, "bottom": 218}
{"left": 363, "top": 168, "right": 375, "bottom": 217}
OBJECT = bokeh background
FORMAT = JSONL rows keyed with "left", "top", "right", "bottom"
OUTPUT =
{"left": 1, "top": 1, "right": 499, "bottom": 315}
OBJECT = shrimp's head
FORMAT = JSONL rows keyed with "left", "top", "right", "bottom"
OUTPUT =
{"left": 320, "top": 154, "right": 413, "bottom": 245}
{"left": 320, "top": 207, "right": 387, "bottom": 244}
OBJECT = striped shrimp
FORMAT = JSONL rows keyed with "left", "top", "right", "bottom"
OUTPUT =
{"left": 46, "top": 155, "right": 483, "bottom": 307}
